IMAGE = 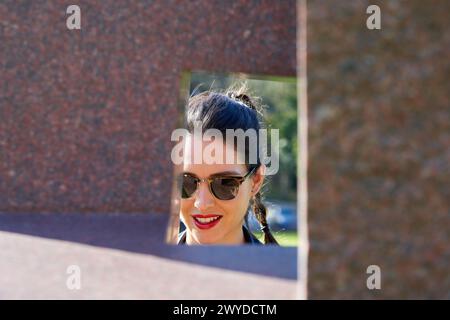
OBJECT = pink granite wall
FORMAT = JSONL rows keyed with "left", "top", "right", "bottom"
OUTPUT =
{"left": 307, "top": 0, "right": 449, "bottom": 298}
{"left": 0, "top": 0, "right": 296, "bottom": 214}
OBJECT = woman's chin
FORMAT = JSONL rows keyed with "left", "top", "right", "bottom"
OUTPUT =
{"left": 190, "top": 230, "right": 222, "bottom": 245}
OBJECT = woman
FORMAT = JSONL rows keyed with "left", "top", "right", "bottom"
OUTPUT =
{"left": 177, "top": 85, "right": 278, "bottom": 245}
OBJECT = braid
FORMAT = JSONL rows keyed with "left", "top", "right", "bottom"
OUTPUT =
{"left": 252, "top": 192, "right": 279, "bottom": 245}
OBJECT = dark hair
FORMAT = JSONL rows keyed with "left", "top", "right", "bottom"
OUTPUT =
{"left": 186, "top": 84, "right": 278, "bottom": 245}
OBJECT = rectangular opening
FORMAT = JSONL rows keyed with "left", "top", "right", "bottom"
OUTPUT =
{"left": 166, "top": 71, "right": 298, "bottom": 247}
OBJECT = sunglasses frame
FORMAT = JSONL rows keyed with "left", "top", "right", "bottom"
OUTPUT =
{"left": 180, "top": 167, "right": 257, "bottom": 200}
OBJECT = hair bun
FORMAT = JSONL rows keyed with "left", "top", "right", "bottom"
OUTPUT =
{"left": 229, "top": 92, "right": 256, "bottom": 110}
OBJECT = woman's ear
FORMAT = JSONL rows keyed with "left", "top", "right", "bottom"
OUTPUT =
{"left": 251, "top": 165, "right": 266, "bottom": 196}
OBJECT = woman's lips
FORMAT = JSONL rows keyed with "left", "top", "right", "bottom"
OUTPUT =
{"left": 192, "top": 214, "right": 223, "bottom": 230}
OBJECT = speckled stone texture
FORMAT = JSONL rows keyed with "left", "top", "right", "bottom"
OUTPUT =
{"left": 307, "top": 1, "right": 449, "bottom": 298}
{"left": 0, "top": 0, "right": 296, "bottom": 214}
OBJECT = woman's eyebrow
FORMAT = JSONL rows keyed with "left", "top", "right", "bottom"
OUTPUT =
{"left": 182, "top": 171, "right": 197, "bottom": 176}
{"left": 211, "top": 170, "right": 242, "bottom": 176}
{"left": 182, "top": 170, "right": 243, "bottom": 177}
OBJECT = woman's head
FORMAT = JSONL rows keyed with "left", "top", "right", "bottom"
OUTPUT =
{"left": 179, "top": 84, "right": 278, "bottom": 245}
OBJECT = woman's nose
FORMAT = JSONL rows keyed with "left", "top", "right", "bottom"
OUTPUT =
{"left": 194, "top": 181, "right": 214, "bottom": 210}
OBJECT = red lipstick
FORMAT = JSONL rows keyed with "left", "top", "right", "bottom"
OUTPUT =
{"left": 192, "top": 214, "right": 223, "bottom": 230}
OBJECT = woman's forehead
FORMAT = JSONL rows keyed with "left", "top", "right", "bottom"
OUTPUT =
{"left": 182, "top": 134, "right": 247, "bottom": 176}
{"left": 183, "top": 133, "right": 245, "bottom": 165}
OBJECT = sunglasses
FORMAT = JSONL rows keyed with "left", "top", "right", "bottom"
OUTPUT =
{"left": 179, "top": 167, "right": 256, "bottom": 200}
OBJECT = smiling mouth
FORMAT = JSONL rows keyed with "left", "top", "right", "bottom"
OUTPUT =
{"left": 192, "top": 215, "right": 223, "bottom": 230}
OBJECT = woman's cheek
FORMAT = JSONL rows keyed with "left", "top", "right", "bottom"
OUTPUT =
{"left": 221, "top": 196, "right": 246, "bottom": 222}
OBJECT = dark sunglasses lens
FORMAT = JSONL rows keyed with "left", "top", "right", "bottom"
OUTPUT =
{"left": 211, "top": 177, "right": 240, "bottom": 200}
{"left": 181, "top": 175, "right": 197, "bottom": 198}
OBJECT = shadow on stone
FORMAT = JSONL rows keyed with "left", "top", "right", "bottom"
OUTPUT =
{"left": 0, "top": 213, "right": 296, "bottom": 280}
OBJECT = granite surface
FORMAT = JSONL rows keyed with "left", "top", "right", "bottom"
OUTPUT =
{"left": 0, "top": 212, "right": 297, "bottom": 280}
{"left": 0, "top": 0, "right": 296, "bottom": 214}
{"left": 307, "top": 0, "right": 449, "bottom": 298}
{"left": 0, "top": 230, "right": 297, "bottom": 299}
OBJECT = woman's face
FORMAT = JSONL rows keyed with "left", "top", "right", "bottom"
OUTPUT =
{"left": 180, "top": 134, "right": 263, "bottom": 245}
